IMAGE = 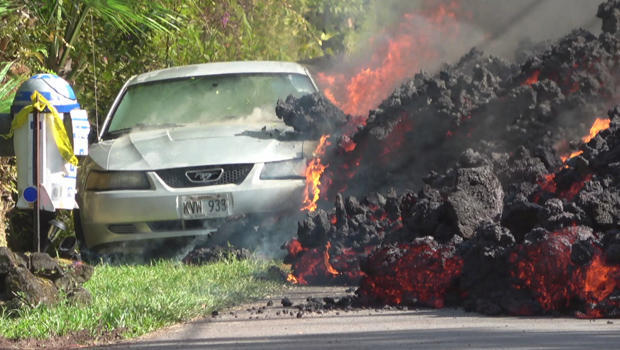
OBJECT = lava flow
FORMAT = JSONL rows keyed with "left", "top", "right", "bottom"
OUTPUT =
{"left": 358, "top": 240, "right": 463, "bottom": 308}
{"left": 284, "top": 239, "right": 340, "bottom": 285}
{"left": 276, "top": 0, "right": 620, "bottom": 319}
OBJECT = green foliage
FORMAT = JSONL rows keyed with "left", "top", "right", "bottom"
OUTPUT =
{"left": 158, "top": 0, "right": 368, "bottom": 64}
{"left": 0, "top": 157, "right": 16, "bottom": 247}
{"left": 0, "top": 0, "right": 12, "bottom": 17}
{"left": 0, "top": 62, "right": 25, "bottom": 113}
{"left": 0, "top": 258, "right": 282, "bottom": 340}
{"left": 302, "top": 0, "right": 369, "bottom": 54}
{"left": 0, "top": 0, "right": 373, "bottom": 249}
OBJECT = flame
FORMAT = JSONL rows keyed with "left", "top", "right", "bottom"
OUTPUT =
{"left": 285, "top": 205, "right": 404, "bottom": 285}
{"left": 558, "top": 118, "right": 610, "bottom": 163}
{"left": 323, "top": 241, "right": 340, "bottom": 276}
{"left": 510, "top": 228, "right": 620, "bottom": 316}
{"left": 316, "top": 2, "right": 462, "bottom": 116}
{"left": 287, "top": 273, "right": 299, "bottom": 284}
{"left": 285, "top": 241, "right": 344, "bottom": 285}
{"left": 301, "top": 135, "right": 331, "bottom": 212}
{"left": 560, "top": 150, "right": 583, "bottom": 163}
{"left": 523, "top": 70, "right": 541, "bottom": 86}
{"left": 582, "top": 118, "right": 610, "bottom": 143}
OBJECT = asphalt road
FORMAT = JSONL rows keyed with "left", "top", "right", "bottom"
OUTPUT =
{"left": 96, "top": 286, "right": 620, "bottom": 350}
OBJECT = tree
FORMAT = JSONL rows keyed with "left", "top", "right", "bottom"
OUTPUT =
{"left": 0, "top": 62, "right": 23, "bottom": 113}
{"left": 1, "top": 0, "right": 179, "bottom": 76}
{"left": 26, "top": 0, "right": 177, "bottom": 75}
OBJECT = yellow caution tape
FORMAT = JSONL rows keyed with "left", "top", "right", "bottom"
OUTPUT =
{"left": 0, "top": 91, "right": 78, "bottom": 166}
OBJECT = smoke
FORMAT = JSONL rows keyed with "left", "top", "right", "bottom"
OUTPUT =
{"left": 310, "top": 0, "right": 602, "bottom": 116}
{"left": 348, "top": 0, "right": 600, "bottom": 61}
{"left": 462, "top": 0, "right": 601, "bottom": 59}
{"left": 202, "top": 212, "right": 307, "bottom": 259}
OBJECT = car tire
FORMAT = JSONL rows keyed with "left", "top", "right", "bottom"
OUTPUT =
{"left": 73, "top": 209, "right": 100, "bottom": 264}
{"left": 73, "top": 209, "right": 86, "bottom": 248}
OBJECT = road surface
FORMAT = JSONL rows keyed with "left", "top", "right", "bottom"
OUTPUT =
{"left": 96, "top": 286, "right": 620, "bottom": 349}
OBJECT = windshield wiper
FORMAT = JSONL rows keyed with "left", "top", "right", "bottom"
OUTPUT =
{"left": 133, "top": 122, "right": 185, "bottom": 129}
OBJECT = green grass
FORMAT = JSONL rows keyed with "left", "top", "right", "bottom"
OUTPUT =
{"left": 0, "top": 258, "right": 283, "bottom": 340}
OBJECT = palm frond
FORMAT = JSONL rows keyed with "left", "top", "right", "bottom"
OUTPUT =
{"left": 85, "top": 0, "right": 180, "bottom": 34}
{"left": 0, "top": 0, "right": 14, "bottom": 16}
{"left": 0, "top": 62, "right": 26, "bottom": 114}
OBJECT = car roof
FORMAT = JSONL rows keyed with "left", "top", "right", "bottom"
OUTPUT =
{"left": 128, "top": 61, "right": 311, "bottom": 86}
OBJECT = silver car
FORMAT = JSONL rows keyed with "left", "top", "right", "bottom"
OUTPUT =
{"left": 75, "top": 61, "right": 318, "bottom": 251}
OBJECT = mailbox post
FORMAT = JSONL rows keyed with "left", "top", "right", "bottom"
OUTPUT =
{"left": 4, "top": 74, "right": 90, "bottom": 252}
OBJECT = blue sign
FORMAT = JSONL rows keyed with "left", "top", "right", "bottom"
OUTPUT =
{"left": 23, "top": 186, "right": 37, "bottom": 202}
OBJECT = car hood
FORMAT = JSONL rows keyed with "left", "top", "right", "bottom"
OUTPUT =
{"left": 89, "top": 124, "right": 306, "bottom": 170}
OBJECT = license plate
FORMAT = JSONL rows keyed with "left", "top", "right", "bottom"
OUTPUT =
{"left": 180, "top": 194, "right": 231, "bottom": 219}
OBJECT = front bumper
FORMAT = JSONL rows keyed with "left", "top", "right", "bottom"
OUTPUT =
{"left": 77, "top": 163, "right": 305, "bottom": 249}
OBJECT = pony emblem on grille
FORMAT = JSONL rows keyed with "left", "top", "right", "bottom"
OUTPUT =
{"left": 185, "top": 168, "right": 223, "bottom": 183}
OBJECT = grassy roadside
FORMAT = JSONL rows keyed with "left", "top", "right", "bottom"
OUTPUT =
{"left": 0, "top": 258, "right": 284, "bottom": 341}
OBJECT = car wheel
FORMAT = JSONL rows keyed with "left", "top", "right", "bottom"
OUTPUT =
{"left": 73, "top": 209, "right": 101, "bottom": 263}
{"left": 73, "top": 209, "right": 86, "bottom": 248}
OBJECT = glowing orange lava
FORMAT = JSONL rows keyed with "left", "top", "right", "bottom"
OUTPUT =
{"left": 510, "top": 228, "right": 620, "bottom": 317}
{"left": 285, "top": 240, "right": 344, "bottom": 285}
{"left": 583, "top": 254, "right": 618, "bottom": 302}
{"left": 301, "top": 135, "right": 331, "bottom": 212}
{"left": 523, "top": 70, "right": 541, "bottom": 86}
{"left": 358, "top": 242, "right": 463, "bottom": 307}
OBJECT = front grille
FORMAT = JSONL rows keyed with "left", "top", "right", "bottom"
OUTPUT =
{"left": 155, "top": 164, "right": 253, "bottom": 188}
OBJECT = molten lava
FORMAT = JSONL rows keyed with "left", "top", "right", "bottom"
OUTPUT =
{"left": 358, "top": 241, "right": 463, "bottom": 308}
{"left": 381, "top": 115, "right": 414, "bottom": 157}
{"left": 583, "top": 254, "right": 619, "bottom": 303}
{"left": 509, "top": 228, "right": 579, "bottom": 312}
{"left": 301, "top": 135, "right": 331, "bottom": 212}
{"left": 510, "top": 227, "right": 620, "bottom": 317}
{"left": 284, "top": 239, "right": 344, "bottom": 285}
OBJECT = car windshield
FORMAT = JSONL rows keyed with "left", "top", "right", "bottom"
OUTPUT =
{"left": 106, "top": 73, "right": 316, "bottom": 135}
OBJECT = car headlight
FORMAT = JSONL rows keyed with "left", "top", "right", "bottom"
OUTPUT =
{"left": 85, "top": 171, "right": 151, "bottom": 191}
{"left": 260, "top": 158, "right": 306, "bottom": 180}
